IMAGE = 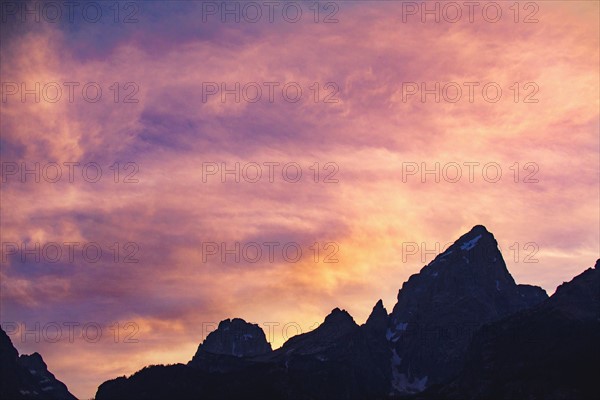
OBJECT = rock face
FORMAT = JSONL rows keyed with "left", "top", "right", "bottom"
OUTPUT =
{"left": 279, "top": 308, "right": 359, "bottom": 355}
{"left": 387, "top": 225, "right": 548, "bottom": 394}
{"left": 0, "top": 327, "right": 77, "bottom": 400}
{"left": 423, "top": 260, "right": 600, "bottom": 400}
{"left": 96, "top": 226, "right": 599, "bottom": 400}
{"left": 187, "top": 318, "right": 272, "bottom": 374}
{"left": 364, "top": 300, "right": 388, "bottom": 335}
{"left": 192, "top": 318, "right": 271, "bottom": 359}
{"left": 261, "top": 307, "right": 391, "bottom": 399}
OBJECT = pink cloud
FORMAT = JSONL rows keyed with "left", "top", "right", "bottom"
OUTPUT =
{"left": 1, "top": 1, "right": 598, "bottom": 398}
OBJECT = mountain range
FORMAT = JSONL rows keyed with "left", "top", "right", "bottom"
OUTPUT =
{"left": 1, "top": 225, "right": 597, "bottom": 399}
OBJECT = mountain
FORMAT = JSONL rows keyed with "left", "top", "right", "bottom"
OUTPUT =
{"left": 0, "top": 327, "right": 77, "bottom": 400}
{"left": 96, "top": 226, "right": 597, "bottom": 400}
{"left": 191, "top": 318, "right": 272, "bottom": 359}
{"left": 97, "top": 309, "right": 392, "bottom": 400}
{"left": 419, "top": 260, "right": 600, "bottom": 400}
{"left": 187, "top": 318, "right": 272, "bottom": 373}
{"left": 386, "top": 225, "right": 547, "bottom": 394}
{"left": 365, "top": 300, "right": 388, "bottom": 334}
{"left": 256, "top": 307, "right": 392, "bottom": 399}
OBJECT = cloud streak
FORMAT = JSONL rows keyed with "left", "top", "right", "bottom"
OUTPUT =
{"left": 1, "top": 1, "right": 598, "bottom": 398}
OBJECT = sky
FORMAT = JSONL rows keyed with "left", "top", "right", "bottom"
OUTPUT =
{"left": 0, "top": 1, "right": 599, "bottom": 399}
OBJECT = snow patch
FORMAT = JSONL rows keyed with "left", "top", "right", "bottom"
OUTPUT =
{"left": 396, "top": 322, "right": 408, "bottom": 331}
{"left": 391, "top": 349, "right": 402, "bottom": 366}
{"left": 386, "top": 328, "right": 400, "bottom": 343}
{"left": 461, "top": 234, "right": 482, "bottom": 251}
{"left": 436, "top": 249, "right": 453, "bottom": 263}
{"left": 387, "top": 323, "right": 409, "bottom": 342}
{"left": 391, "top": 369, "right": 428, "bottom": 394}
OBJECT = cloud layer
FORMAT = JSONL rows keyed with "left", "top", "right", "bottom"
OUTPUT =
{"left": 1, "top": 1, "right": 598, "bottom": 398}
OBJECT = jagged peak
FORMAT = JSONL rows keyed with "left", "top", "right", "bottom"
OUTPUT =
{"left": 365, "top": 299, "right": 389, "bottom": 332}
{"left": 370, "top": 300, "right": 387, "bottom": 315}
{"left": 442, "top": 225, "right": 494, "bottom": 247}
{"left": 19, "top": 352, "right": 46, "bottom": 366}
{"left": 392, "top": 226, "right": 547, "bottom": 321}
{"left": 217, "top": 317, "right": 259, "bottom": 329}
{"left": 470, "top": 224, "right": 490, "bottom": 233}
{"left": 552, "top": 261, "right": 600, "bottom": 302}
{"left": 1, "top": 328, "right": 77, "bottom": 400}
{"left": 194, "top": 317, "right": 272, "bottom": 358}
{"left": 278, "top": 308, "right": 358, "bottom": 353}
{"left": 18, "top": 352, "right": 50, "bottom": 374}
{"left": 324, "top": 307, "right": 356, "bottom": 325}
{"left": 421, "top": 225, "right": 502, "bottom": 270}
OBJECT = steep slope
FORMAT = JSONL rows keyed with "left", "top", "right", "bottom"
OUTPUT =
{"left": 423, "top": 260, "right": 600, "bottom": 400}
{"left": 258, "top": 307, "right": 392, "bottom": 399}
{"left": 192, "top": 318, "right": 272, "bottom": 359}
{"left": 188, "top": 318, "right": 272, "bottom": 373}
{"left": 387, "top": 225, "right": 547, "bottom": 394}
{"left": 0, "top": 327, "right": 77, "bottom": 400}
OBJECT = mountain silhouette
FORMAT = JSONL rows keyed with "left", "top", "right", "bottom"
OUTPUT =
{"left": 93, "top": 226, "right": 600, "bottom": 400}
{"left": 0, "top": 327, "right": 76, "bottom": 400}
{"left": 419, "top": 260, "right": 599, "bottom": 400}
{"left": 387, "top": 225, "right": 547, "bottom": 393}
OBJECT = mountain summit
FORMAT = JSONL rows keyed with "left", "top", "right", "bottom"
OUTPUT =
{"left": 188, "top": 318, "right": 272, "bottom": 373}
{"left": 364, "top": 300, "right": 388, "bottom": 334}
{"left": 192, "top": 318, "right": 271, "bottom": 359}
{"left": 387, "top": 225, "right": 547, "bottom": 394}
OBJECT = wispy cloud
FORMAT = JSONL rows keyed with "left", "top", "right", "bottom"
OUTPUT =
{"left": 1, "top": 1, "right": 598, "bottom": 398}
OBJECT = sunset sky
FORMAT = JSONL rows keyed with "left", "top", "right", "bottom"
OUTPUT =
{"left": 1, "top": 1, "right": 599, "bottom": 398}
